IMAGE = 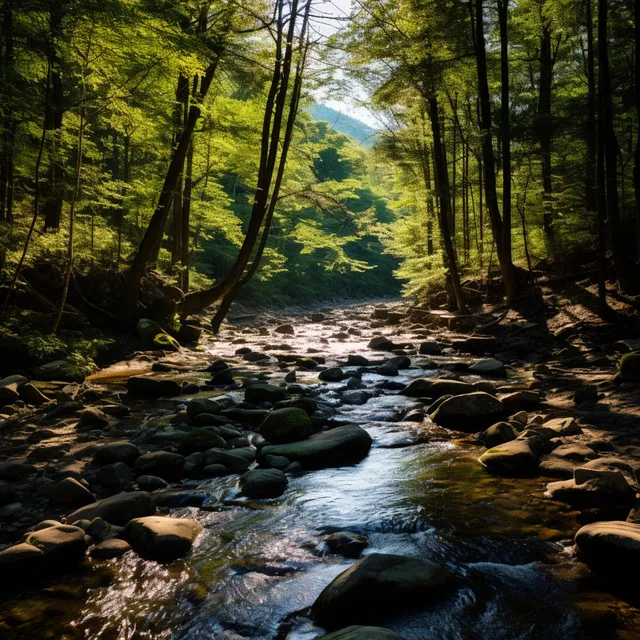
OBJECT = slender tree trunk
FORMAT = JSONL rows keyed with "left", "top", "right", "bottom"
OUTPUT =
{"left": 586, "top": 0, "right": 598, "bottom": 215}
{"left": 472, "top": 0, "right": 504, "bottom": 269}
{"left": 170, "top": 74, "right": 189, "bottom": 272}
{"left": 429, "top": 96, "right": 466, "bottom": 312}
{"left": 419, "top": 134, "right": 435, "bottom": 256}
{"left": 451, "top": 95, "right": 457, "bottom": 238}
{"left": 498, "top": 0, "right": 517, "bottom": 298}
{"left": 181, "top": 141, "right": 193, "bottom": 292}
{"left": 42, "top": 1, "right": 65, "bottom": 232}
{"left": 119, "top": 59, "right": 219, "bottom": 324}
{"left": 634, "top": 0, "right": 640, "bottom": 261}
{"left": 599, "top": 0, "right": 635, "bottom": 292}
{"left": 539, "top": 22, "right": 554, "bottom": 237}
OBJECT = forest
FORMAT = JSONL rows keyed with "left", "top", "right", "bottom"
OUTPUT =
{"left": 1, "top": 1, "right": 640, "bottom": 640}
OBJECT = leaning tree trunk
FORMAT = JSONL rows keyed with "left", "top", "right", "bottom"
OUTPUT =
{"left": 539, "top": 21, "right": 554, "bottom": 237}
{"left": 429, "top": 96, "right": 466, "bottom": 313}
{"left": 585, "top": 0, "right": 598, "bottom": 216}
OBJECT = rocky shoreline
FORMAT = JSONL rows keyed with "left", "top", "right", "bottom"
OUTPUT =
{"left": 1, "top": 299, "right": 639, "bottom": 638}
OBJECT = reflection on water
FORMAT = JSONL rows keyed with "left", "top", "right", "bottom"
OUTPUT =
{"left": 3, "top": 352, "right": 640, "bottom": 639}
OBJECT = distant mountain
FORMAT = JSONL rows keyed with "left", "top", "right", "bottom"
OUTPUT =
{"left": 307, "top": 104, "right": 378, "bottom": 148}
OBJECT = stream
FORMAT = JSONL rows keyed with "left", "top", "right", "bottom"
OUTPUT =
{"left": 1, "top": 302, "right": 638, "bottom": 640}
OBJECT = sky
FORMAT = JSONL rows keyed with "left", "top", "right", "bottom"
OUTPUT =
{"left": 310, "top": 0, "right": 382, "bottom": 129}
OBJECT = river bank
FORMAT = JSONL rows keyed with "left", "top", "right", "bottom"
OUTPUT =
{"left": 1, "top": 286, "right": 640, "bottom": 639}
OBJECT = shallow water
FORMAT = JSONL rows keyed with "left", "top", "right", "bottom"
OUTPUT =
{"left": 2, "top": 307, "right": 639, "bottom": 640}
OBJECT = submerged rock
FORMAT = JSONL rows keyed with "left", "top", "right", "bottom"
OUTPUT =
{"left": 259, "top": 424, "right": 372, "bottom": 469}
{"left": 478, "top": 439, "right": 539, "bottom": 476}
{"left": 324, "top": 531, "right": 369, "bottom": 558}
{"left": 124, "top": 516, "right": 202, "bottom": 561}
{"left": 311, "top": 553, "right": 453, "bottom": 630}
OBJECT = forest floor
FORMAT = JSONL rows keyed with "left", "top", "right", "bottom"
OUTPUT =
{"left": 1, "top": 278, "right": 640, "bottom": 639}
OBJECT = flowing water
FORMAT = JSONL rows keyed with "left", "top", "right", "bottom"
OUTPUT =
{"left": 2, "top": 305, "right": 639, "bottom": 640}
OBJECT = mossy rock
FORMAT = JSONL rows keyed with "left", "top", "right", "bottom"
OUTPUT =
{"left": 33, "top": 359, "right": 86, "bottom": 383}
{"left": 619, "top": 352, "right": 640, "bottom": 383}
{"left": 178, "top": 429, "right": 226, "bottom": 454}
{"left": 259, "top": 407, "right": 312, "bottom": 444}
{"left": 152, "top": 333, "right": 180, "bottom": 352}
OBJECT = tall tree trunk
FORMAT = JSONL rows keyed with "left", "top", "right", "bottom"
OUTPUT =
{"left": 634, "top": 0, "right": 640, "bottom": 261}
{"left": 42, "top": 1, "right": 65, "bottom": 232}
{"left": 181, "top": 141, "right": 193, "bottom": 292}
{"left": 471, "top": 0, "right": 505, "bottom": 269}
{"left": 599, "top": 0, "right": 635, "bottom": 292}
{"left": 451, "top": 95, "right": 457, "bottom": 238}
{"left": 539, "top": 21, "right": 554, "bottom": 237}
{"left": 0, "top": 0, "right": 15, "bottom": 228}
{"left": 497, "top": 0, "right": 517, "bottom": 298}
{"left": 119, "top": 59, "right": 219, "bottom": 324}
{"left": 585, "top": 0, "right": 598, "bottom": 216}
{"left": 429, "top": 96, "right": 466, "bottom": 312}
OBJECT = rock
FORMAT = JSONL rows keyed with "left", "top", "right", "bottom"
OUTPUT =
{"left": 401, "top": 378, "right": 474, "bottom": 399}
{"left": 177, "top": 323, "right": 202, "bottom": 344}
{"left": 469, "top": 358, "right": 506, "bottom": 377}
{"left": 93, "top": 441, "right": 139, "bottom": 466}
{"left": 127, "top": 376, "right": 181, "bottom": 398}
{"left": 347, "top": 355, "right": 370, "bottom": 366}
{"left": 34, "top": 360, "right": 86, "bottom": 383}
{"left": 239, "top": 468, "right": 288, "bottom": 498}
{"left": 186, "top": 397, "right": 221, "bottom": 419}
{"left": 275, "top": 323, "right": 295, "bottom": 335}
{"left": 259, "top": 407, "right": 312, "bottom": 444}
{"left": 90, "top": 538, "right": 131, "bottom": 559}
{"left": 375, "top": 363, "right": 398, "bottom": 377}
{"left": 0, "top": 380, "right": 19, "bottom": 406}
{"left": 124, "top": 516, "right": 202, "bottom": 561}
{"left": 385, "top": 356, "right": 411, "bottom": 370}
{"left": 342, "top": 390, "right": 371, "bottom": 406}
{"left": 136, "top": 318, "right": 165, "bottom": 342}
{"left": 178, "top": 429, "right": 226, "bottom": 454}
{"left": 324, "top": 531, "right": 369, "bottom": 558}
{"left": 78, "top": 407, "right": 110, "bottom": 430}
{"left": 136, "top": 475, "right": 169, "bottom": 491}
{"left": 0, "top": 461, "right": 36, "bottom": 481}
{"left": 244, "top": 383, "right": 286, "bottom": 404}
{"left": 311, "top": 313, "right": 326, "bottom": 322}
{"left": 311, "top": 553, "right": 453, "bottom": 630}
{"left": 97, "top": 462, "right": 134, "bottom": 489}
{"left": 18, "top": 383, "right": 50, "bottom": 406}
{"left": 51, "top": 477, "right": 95, "bottom": 506}
{"left": 134, "top": 451, "right": 185, "bottom": 481}
{"left": 259, "top": 424, "right": 372, "bottom": 470}
{"left": 368, "top": 336, "right": 395, "bottom": 351}
{"left": 452, "top": 336, "right": 498, "bottom": 355}
{"left": 481, "top": 422, "right": 518, "bottom": 448}
{"left": 318, "top": 627, "right": 404, "bottom": 640}
{"left": 539, "top": 456, "right": 578, "bottom": 479}
{"left": 509, "top": 411, "right": 528, "bottom": 427}
{"left": 551, "top": 444, "right": 595, "bottom": 462}
{"left": 285, "top": 370, "right": 297, "bottom": 383}
{"left": 68, "top": 491, "right": 156, "bottom": 526}
{"left": 478, "top": 439, "right": 539, "bottom": 476}
{"left": 85, "top": 517, "right": 119, "bottom": 541}
{"left": 430, "top": 392, "right": 504, "bottom": 430}
{"left": 618, "top": 352, "right": 640, "bottom": 383}
{"left": 543, "top": 417, "right": 581, "bottom": 436}
{"left": 0, "top": 542, "right": 44, "bottom": 571}
{"left": 575, "top": 521, "right": 640, "bottom": 578}
{"left": 204, "top": 448, "right": 252, "bottom": 471}
{"left": 574, "top": 385, "right": 599, "bottom": 404}
{"left": 500, "top": 390, "right": 541, "bottom": 412}
{"left": 320, "top": 367, "right": 348, "bottom": 382}
{"left": 152, "top": 333, "right": 181, "bottom": 352}
{"left": 546, "top": 474, "right": 634, "bottom": 508}
{"left": 262, "top": 454, "right": 291, "bottom": 470}
{"left": 419, "top": 340, "right": 443, "bottom": 355}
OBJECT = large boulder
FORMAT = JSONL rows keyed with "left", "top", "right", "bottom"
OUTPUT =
{"left": 67, "top": 491, "right": 155, "bottom": 526}
{"left": 126, "top": 376, "right": 181, "bottom": 398}
{"left": 546, "top": 471, "right": 635, "bottom": 509}
{"left": 239, "top": 469, "right": 288, "bottom": 498}
{"left": 478, "top": 439, "right": 539, "bottom": 476}
{"left": 400, "top": 378, "right": 474, "bottom": 399}
{"left": 50, "top": 477, "right": 95, "bottom": 506}
{"left": 134, "top": 451, "right": 185, "bottom": 480}
{"left": 124, "top": 516, "right": 202, "bottom": 561}
{"left": 318, "top": 627, "right": 404, "bottom": 640}
{"left": 259, "top": 425, "right": 372, "bottom": 470}
{"left": 430, "top": 392, "right": 504, "bottom": 430}
{"left": 245, "top": 384, "right": 287, "bottom": 404}
{"left": 93, "top": 441, "right": 139, "bottom": 466}
{"left": 311, "top": 553, "right": 453, "bottom": 630}
{"left": 259, "top": 407, "right": 312, "bottom": 444}
{"left": 575, "top": 521, "right": 640, "bottom": 579}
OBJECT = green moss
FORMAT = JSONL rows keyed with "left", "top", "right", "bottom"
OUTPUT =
{"left": 619, "top": 352, "right": 640, "bottom": 382}
{"left": 152, "top": 332, "right": 180, "bottom": 352}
